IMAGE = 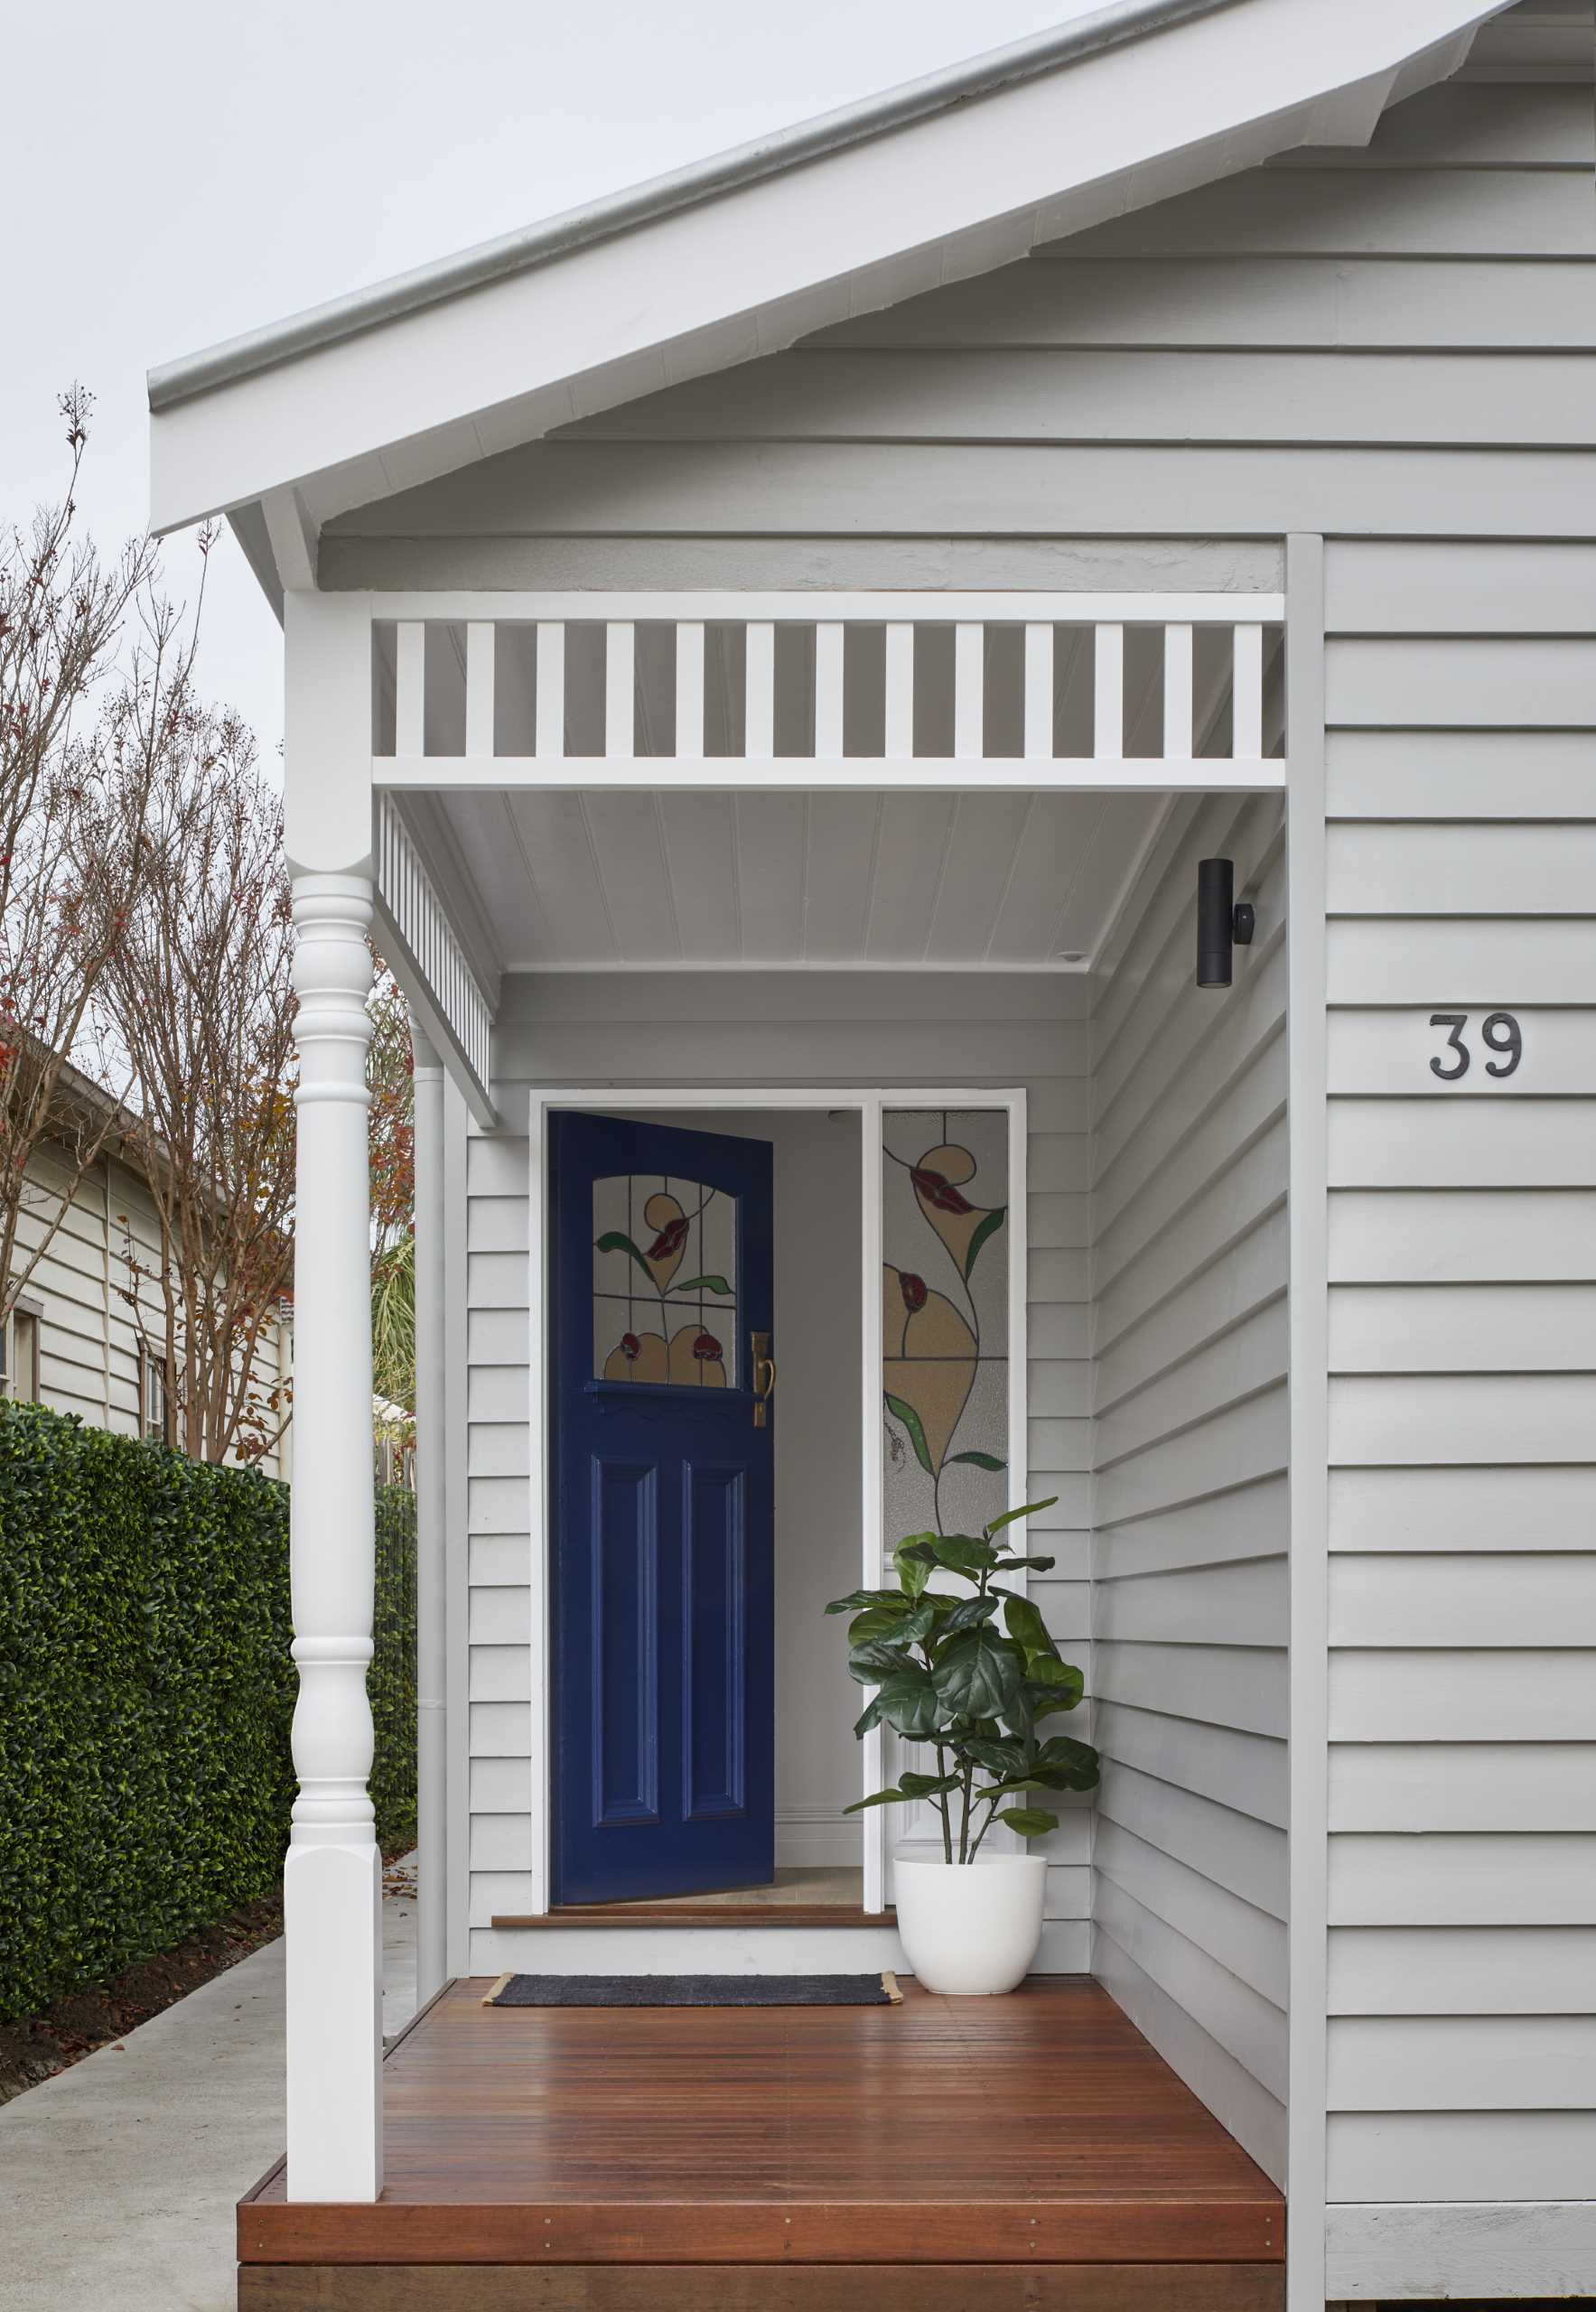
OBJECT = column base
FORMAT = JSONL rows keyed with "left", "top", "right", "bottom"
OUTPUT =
{"left": 285, "top": 1840, "right": 384, "bottom": 2201}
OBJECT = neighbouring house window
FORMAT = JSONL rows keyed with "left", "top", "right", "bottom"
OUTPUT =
{"left": 1, "top": 1310, "right": 39, "bottom": 1403}
{"left": 143, "top": 1350, "right": 169, "bottom": 1446}
{"left": 591, "top": 1174, "right": 737, "bottom": 1386}
{"left": 882, "top": 1108, "right": 1010, "bottom": 1543}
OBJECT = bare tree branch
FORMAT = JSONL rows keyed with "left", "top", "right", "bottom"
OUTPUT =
{"left": 90, "top": 711, "right": 296, "bottom": 1464}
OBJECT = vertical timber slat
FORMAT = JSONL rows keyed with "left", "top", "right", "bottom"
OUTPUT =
{"left": 1024, "top": 623, "right": 1053, "bottom": 760}
{"left": 1094, "top": 623, "right": 1125, "bottom": 760}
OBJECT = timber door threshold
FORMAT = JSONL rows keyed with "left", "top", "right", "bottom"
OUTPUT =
{"left": 493, "top": 1900, "right": 893, "bottom": 1928}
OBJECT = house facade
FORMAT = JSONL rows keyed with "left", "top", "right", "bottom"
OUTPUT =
{"left": 148, "top": 1, "right": 1596, "bottom": 2306}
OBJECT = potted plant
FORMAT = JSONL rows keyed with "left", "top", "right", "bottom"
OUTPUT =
{"left": 827, "top": 1497, "right": 1099, "bottom": 1994}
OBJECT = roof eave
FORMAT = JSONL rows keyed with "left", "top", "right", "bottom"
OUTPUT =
{"left": 147, "top": 0, "right": 1230, "bottom": 416}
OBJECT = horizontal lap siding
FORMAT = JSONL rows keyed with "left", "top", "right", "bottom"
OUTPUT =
{"left": 464, "top": 974, "right": 1087, "bottom": 1960}
{"left": 1088, "top": 792, "right": 1289, "bottom": 2190}
{"left": 1322, "top": 527, "right": 1596, "bottom": 2216}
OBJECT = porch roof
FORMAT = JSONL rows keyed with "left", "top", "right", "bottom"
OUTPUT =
{"left": 147, "top": 0, "right": 1506, "bottom": 591}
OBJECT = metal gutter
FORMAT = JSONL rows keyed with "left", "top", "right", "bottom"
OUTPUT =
{"left": 147, "top": 0, "right": 1235, "bottom": 412}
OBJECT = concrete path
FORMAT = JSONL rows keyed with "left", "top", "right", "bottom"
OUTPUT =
{"left": 0, "top": 1860, "right": 419, "bottom": 2312}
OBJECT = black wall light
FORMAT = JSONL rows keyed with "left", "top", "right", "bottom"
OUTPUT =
{"left": 1196, "top": 857, "right": 1255, "bottom": 989}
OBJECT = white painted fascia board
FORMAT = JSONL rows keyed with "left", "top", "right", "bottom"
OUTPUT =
{"left": 147, "top": 0, "right": 1502, "bottom": 536}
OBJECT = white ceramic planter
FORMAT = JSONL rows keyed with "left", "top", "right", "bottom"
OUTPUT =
{"left": 891, "top": 1854, "right": 1049, "bottom": 1995}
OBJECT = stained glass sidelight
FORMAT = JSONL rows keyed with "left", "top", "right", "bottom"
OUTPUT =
{"left": 592, "top": 1176, "right": 737, "bottom": 1386}
{"left": 882, "top": 1108, "right": 1009, "bottom": 1542}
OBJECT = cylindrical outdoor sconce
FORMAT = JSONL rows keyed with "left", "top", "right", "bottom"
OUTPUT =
{"left": 1196, "top": 858, "right": 1255, "bottom": 989}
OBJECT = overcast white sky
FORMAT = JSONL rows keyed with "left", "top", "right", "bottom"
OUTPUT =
{"left": 3, "top": 0, "right": 1099, "bottom": 762}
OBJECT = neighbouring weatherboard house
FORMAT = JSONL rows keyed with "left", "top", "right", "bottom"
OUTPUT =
{"left": 2, "top": 1067, "right": 291, "bottom": 1476}
{"left": 146, "top": 2, "right": 1596, "bottom": 2307}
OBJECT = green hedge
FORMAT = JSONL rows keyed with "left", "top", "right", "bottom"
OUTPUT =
{"left": 0, "top": 1401, "right": 416, "bottom": 2022}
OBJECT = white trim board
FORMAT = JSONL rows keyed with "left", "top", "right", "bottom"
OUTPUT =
{"left": 1326, "top": 2200, "right": 1596, "bottom": 2302}
{"left": 375, "top": 755, "right": 1286, "bottom": 797}
{"left": 521, "top": 1085, "right": 1029, "bottom": 1925}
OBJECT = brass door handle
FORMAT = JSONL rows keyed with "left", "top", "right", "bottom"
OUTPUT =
{"left": 751, "top": 1333, "right": 777, "bottom": 1428}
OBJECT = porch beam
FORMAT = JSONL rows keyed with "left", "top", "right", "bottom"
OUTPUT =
{"left": 369, "top": 590, "right": 1286, "bottom": 624}
{"left": 372, "top": 754, "right": 1286, "bottom": 795}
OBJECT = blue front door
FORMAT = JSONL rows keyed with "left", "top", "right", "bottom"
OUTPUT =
{"left": 551, "top": 1111, "right": 775, "bottom": 1904}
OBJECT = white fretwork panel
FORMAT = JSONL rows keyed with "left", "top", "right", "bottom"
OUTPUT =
{"left": 374, "top": 791, "right": 494, "bottom": 1110}
{"left": 371, "top": 594, "right": 1283, "bottom": 788}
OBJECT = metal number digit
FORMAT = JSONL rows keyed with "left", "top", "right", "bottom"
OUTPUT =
{"left": 1481, "top": 1011, "right": 1523, "bottom": 1079}
{"left": 1429, "top": 1013, "right": 1470, "bottom": 1082}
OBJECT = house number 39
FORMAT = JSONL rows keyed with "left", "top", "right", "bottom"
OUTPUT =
{"left": 1428, "top": 1012, "right": 1523, "bottom": 1082}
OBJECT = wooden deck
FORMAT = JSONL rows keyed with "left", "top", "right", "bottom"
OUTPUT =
{"left": 238, "top": 1976, "right": 1284, "bottom": 2311}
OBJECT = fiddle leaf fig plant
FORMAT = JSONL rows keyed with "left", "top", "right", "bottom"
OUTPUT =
{"left": 827, "top": 1497, "right": 1099, "bottom": 1863}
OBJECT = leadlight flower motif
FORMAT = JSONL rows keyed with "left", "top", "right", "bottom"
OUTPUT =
{"left": 882, "top": 1263, "right": 975, "bottom": 1477}
{"left": 882, "top": 1124, "right": 1008, "bottom": 1532}
{"left": 594, "top": 1177, "right": 733, "bottom": 1386}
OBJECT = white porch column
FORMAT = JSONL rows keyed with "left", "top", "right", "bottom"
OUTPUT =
{"left": 285, "top": 872, "right": 380, "bottom": 2202}
{"left": 410, "top": 1012, "right": 448, "bottom": 2008}
{"left": 282, "top": 589, "right": 382, "bottom": 2204}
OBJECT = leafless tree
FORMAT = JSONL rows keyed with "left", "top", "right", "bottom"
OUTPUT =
{"left": 0, "top": 389, "right": 202, "bottom": 1323}
{"left": 94, "top": 715, "right": 297, "bottom": 1464}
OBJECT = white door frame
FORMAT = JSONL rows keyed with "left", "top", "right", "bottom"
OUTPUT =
{"left": 525, "top": 1083, "right": 1029, "bottom": 1917}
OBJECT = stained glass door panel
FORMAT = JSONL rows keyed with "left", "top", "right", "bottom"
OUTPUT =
{"left": 592, "top": 1173, "right": 738, "bottom": 1385}
{"left": 881, "top": 1107, "right": 1010, "bottom": 1545}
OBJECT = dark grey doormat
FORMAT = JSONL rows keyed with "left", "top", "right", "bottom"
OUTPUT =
{"left": 484, "top": 1970, "right": 901, "bottom": 2009}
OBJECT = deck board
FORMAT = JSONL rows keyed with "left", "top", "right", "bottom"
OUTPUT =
{"left": 239, "top": 1977, "right": 1283, "bottom": 2302}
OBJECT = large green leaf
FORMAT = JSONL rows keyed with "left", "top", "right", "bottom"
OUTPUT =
{"left": 1027, "top": 1655, "right": 1085, "bottom": 1704}
{"left": 957, "top": 1734, "right": 1025, "bottom": 1777}
{"left": 996, "top": 1806, "right": 1059, "bottom": 1840}
{"left": 898, "top": 1769, "right": 961, "bottom": 1799}
{"left": 985, "top": 1496, "right": 1058, "bottom": 1538}
{"left": 933, "top": 1627, "right": 1022, "bottom": 1720}
{"left": 963, "top": 1203, "right": 1006, "bottom": 1279}
{"left": 876, "top": 1669, "right": 945, "bottom": 1739}
{"left": 893, "top": 1537, "right": 936, "bottom": 1599}
{"left": 854, "top": 1692, "right": 887, "bottom": 1738}
{"left": 1037, "top": 1734, "right": 1100, "bottom": 1788}
{"left": 941, "top": 1594, "right": 1001, "bottom": 1635}
{"left": 674, "top": 1273, "right": 732, "bottom": 1296}
{"left": 826, "top": 1587, "right": 911, "bottom": 1617}
{"left": 994, "top": 1552, "right": 1058, "bottom": 1574}
{"left": 884, "top": 1394, "right": 934, "bottom": 1476}
{"left": 844, "top": 1785, "right": 910, "bottom": 1813}
{"left": 846, "top": 1638, "right": 915, "bottom": 1686}
{"left": 593, "top": 1228, "right": 652, "bottom": 1282}
{"left": 1028, "top": 1758, "right": 1099, "bottom": 1794}
{"left": 851, "top": 1600, "right": 936, "bottom": 1648}
{"left": 1020, "top": 1659, "right": 1085, "bottom": 1720}
{"left": 947, "top": 1450, "right": 1005, "bottom": 1470}
{"left": 1003, "top": 1594, "right": 1055, "bottom": 1658}
{"left": 923, "top": 1533, "right": 1000, "bottom": 1577}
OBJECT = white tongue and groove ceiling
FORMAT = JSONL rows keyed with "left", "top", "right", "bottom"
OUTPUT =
{"left": 425, "top": 786, "right": 1168, "bottom": 971}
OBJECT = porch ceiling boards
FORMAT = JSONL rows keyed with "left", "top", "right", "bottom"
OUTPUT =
{"left": 238, "top": 1977, "right": 1283, "bottom": 2311}
{"left": 425, "top": 785, "right": 1169, "bottom": 973}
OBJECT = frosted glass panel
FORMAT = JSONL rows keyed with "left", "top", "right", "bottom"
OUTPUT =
{"left": 882, "top": 1109, "right": 1009, "bottom": 1543}
{"left": 593, "top": 1175, "right": 736, "bottom": 1385}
